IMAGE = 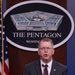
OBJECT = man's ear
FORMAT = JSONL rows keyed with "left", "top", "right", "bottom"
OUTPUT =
{"left": 38, "top": 50, "right": 40, "bottom": 55}
{"left": 52, "top": 49, "right": 55, "bottom": 55}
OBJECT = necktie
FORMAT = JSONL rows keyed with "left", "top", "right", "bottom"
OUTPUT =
{"left": 42, "top": 64, "right": 48, "bottom": 75}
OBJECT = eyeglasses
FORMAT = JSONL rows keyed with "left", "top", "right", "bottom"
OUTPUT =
{"left": 39, "top": 47, "right": 53, "bottom": 50}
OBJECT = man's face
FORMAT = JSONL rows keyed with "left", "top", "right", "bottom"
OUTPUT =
{"left": 38, "top": 41, "right": 55, "bottom": 63}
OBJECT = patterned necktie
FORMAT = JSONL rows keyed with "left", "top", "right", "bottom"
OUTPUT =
{"left": 42, "top": 64, "right": 48, "bottom": 75}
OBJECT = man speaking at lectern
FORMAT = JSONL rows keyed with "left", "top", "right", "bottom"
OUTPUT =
{"left": 23, "top": 38, "right": 68, "bottom": 75}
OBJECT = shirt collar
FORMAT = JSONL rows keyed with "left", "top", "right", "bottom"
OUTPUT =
{"left": 40, "top": 59, "right": 53, "bottom": 68}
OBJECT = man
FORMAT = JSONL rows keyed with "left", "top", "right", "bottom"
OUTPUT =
{"left": 23, "top": 38, "right": 68, "bottom": 75}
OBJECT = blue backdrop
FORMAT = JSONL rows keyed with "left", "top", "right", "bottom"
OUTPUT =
{"left": 67, "top": 0, "right": 75, "bottom": 75}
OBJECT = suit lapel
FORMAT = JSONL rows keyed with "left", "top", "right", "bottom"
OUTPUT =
{"left": 34, "top": 60, "right": 58, "bottom": 75}
{"left": 50, "top": 60, "right": 57, "bottom": 75}
{"left": 35, "top": 60, "right": 42, "bottom": 75}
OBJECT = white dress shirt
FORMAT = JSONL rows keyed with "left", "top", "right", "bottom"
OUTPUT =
{"left": 40, "top": 59, "right": 53, "bottom": 75}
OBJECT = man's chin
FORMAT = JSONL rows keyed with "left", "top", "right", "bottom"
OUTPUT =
{"left": 43, "top": 58, "right": 50, "bottom": 61}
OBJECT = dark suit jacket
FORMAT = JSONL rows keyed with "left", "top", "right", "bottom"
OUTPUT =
{"left": 23, "top": 60, "right": 68, "bottom": 75}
